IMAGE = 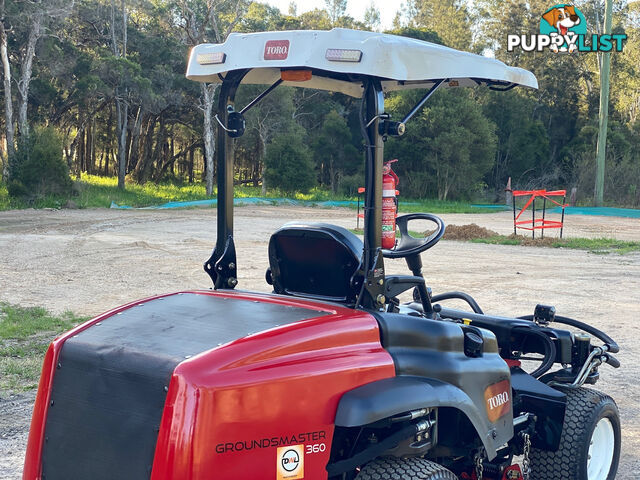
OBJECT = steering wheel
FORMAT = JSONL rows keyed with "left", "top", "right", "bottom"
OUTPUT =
{"left": 382, "top": 213, "right": 446, "bottom": 259}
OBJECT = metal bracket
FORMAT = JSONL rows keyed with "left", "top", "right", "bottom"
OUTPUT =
{"left": 354, "top": 248, "right": 386, "bottom": 309}
{"left": 214, "top": 114, "right": 237, "bottom": 134}
{"left": 548, "top": 346, "right": 606, "bottom": 389}
{"left": 204, "top": 235, "right": 238, "bottom": 289}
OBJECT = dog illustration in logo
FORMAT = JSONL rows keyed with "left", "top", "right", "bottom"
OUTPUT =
{"left": 542, "top": 5, "right": 581, "bottom": 52}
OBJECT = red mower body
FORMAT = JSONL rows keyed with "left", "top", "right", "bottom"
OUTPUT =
{"left": 23, "top": 290, "right": 395, "bottom": 480}
{"left": 22, "top": 28, "right": 623, "bottom": 480}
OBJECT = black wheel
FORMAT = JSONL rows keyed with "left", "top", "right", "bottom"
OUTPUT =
{"left": 356, "top": 457, "right": 457, "bottom": 480}
{"left": 529, "top": 387, "right": 621, "bottom": 480}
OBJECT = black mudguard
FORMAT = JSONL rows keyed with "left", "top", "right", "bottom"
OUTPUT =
{"left": 335, "top": 375, "right": 504, "bottom": 459}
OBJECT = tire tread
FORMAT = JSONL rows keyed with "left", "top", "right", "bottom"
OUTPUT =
{"left": 357, "top": 457, "right": 457, "bottom": 480}
{"left": 529, "top": 387, "right": 619, "bottom": 480}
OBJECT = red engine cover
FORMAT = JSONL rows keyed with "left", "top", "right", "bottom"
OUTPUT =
{"left": 23, "top": 291, "right": 395, "bottom": 480}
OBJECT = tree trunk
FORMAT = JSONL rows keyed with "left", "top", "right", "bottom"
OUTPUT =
{"left": 105, "top": 147, "right": 111, "bottom": 175}
{"left": 260, "top": 162, "right": 267, "bottom": 195}
{"left": 66, "top": 128, "right": 80, "bottom": 175}
{"left": 128, "top": 106, "right": 142, "bottom": 171}
{"left": 252, "top": 143, "right": 260, "bottom": 186}
{"left": 259, "top": 131, "right": 268, "bottom": 196}
{"left": 116, "top": 98, "right": 128, "bottom": 188}
{"left": 91, "top": 118, "right": 97, "bottom": 173}
{"left": 201, "top": 83, "right": 217, "bottom": 196}
{"left": 150, "top": 115, "right": 165, "bottom": 179}
{"left": 78, "top": 128, "right": 86, "bottom": 173}
{"left": 329, "top": 158, "right": 337, "bottom": 194}
{"left": 0, "top": 10, "right": 14, "bottom": 169}
{"left": 86, "top": 121, "right": 93, "bottom": 174}
{"left": 111, "top": 0, "right": 128, "bottom": 189}
{"left": 188, "top": 139, "right": 194, "bottom": 183}
{"left": 16, "top": 12, "right": 42, "bottom": 139}
{"left": 125, "top": 116, "right": 133, "bottom": 173}
{"left": 104, "top": 103, "right": 114, "bottom": 175}
{"left": 133, "top": 114, "right": 156, "bottom": 183}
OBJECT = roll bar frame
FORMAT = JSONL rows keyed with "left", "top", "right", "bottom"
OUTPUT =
{"left": 204, "top": 71, "right": 433, "bottom": 309}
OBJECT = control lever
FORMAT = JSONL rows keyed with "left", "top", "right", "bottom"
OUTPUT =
{"left": 405, "top": 253, "right": 433, "bottom": 316}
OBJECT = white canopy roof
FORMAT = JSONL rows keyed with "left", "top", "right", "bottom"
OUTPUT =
{"left": 186, "top": 28, "right": 538, "bottom": 97}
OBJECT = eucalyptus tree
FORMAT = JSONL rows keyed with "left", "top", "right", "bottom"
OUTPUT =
{"left": 171, "top": 0, "right": 248, "bottom": 195}
{"left": 0, "top": 0, "right": 72, "bottom": 178}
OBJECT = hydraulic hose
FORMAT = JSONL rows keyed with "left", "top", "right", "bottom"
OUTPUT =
{"left": 431, "top": 291, "right": 484, "bottom": 314}
{"left": 518, "top": 314, "right": 619, "bottom": 353}
{"left": 514, "top": 326, "right": 556, "bottom": 378}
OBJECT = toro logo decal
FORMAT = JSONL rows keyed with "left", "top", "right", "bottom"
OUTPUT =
{"left": 277, "top": 444, "right": 304, "bottom": 480}
{"left": 484, "top": 379, "right": 511, "bottom": 423}
{"left": 264, "top": 40, "right": 289, "bottom": 60}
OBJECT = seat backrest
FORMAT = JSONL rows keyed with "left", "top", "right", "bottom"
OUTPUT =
{"left": 268, "top": 223, "right": 363, "bottom": 302}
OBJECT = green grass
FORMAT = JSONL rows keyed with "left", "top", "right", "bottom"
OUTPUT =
{"left": 0, "top": 303, "right": 87, "bottom": 392}
{"left": 0, "top": 174, "right": 498, "bottom": 212}
{"left": 0, "top": 182, "right": 9, "bottom": 210}
{"left": 470, "top": 235, "right": 640, "bottom": 254}
{"left": 350, "top": 227, "right": 640, "bottom": 254}
{"left": 398, "top": 200, "right": 499, "bottom": 214}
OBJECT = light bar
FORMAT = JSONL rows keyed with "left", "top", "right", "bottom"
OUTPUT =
{"left": 197, "top": 52, "right": 226, "bottom": 65}
{"left": 325, "top": 48, "right": 363, "bottom": 63}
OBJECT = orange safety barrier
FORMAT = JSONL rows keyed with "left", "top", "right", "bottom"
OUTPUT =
{"left": 512, "top": 189, "right": 568, "bottom": 238}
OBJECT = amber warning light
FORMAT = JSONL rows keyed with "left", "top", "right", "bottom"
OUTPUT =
{"left": 197, "top": 52, "right": 226, "bottom": 65}
{"left": 325, "top": 49, "right": 363, "bottom": 62}
{"left": 280, "top": 70, "right": 312, "bottom": 82}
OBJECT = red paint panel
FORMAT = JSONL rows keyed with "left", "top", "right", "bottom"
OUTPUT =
{"left": 22, "top": 344, "right": 55, "bottom": 480}
{"left": 23, "top": 290, "right": 395, "bottom": 480}
{"left": 151, "top": 294, "right": 394, "bottom": 480}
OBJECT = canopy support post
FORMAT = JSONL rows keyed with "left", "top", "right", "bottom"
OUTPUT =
{"left": 204, "top": 69, "right": 248, "bottom": 289}
{"left": 401, "top": 78, "right": 445, "bottom": 125}
{"left": 357, "top": 78, "right": 386, "bottom": 309}
{"left": 239, "top": 78, "right": 283, "bottom": 115}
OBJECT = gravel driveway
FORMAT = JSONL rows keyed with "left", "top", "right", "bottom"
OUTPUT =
{"left": 1, "top": 206, "right": 638, "bottom": 478}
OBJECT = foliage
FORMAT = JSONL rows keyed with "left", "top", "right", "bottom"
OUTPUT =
{"left": 364, "top": 3, "right": 381, "bottom": 30}
{"left": 385, "top": 26, "right": 441, "bottom": 44}
{"left": 313, "top": 110, "right": 360, "bottom": 193}
{"left": 0, "top": 0, "right": 638, "bottom": 206}
{"left": 407, "top": 0, "right": 475, "bottom": 51}
{"left": 7, "top": 127, "right": 72, "bottom": 199}
{"left": 386, "top": 89, "right": 497, "bottom": 200}
{"left": 0, "top": 173, "right": 521, "bottom": 211}
{"left": 0, "top": 183, "right": 9, "bottom": 210}
{"left": 265, "top": 129, "right": 317, "bottom": 194}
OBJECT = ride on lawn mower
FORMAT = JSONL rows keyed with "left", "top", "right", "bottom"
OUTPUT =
{"left": 24, "top": 29, "right": 621, "bottom": 480}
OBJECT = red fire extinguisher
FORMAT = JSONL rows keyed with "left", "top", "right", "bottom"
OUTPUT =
{"left": 382, "top": 159, "right": 399, "bottom": 249}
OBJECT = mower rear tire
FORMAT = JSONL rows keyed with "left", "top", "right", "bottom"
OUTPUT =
{"left": 529, "top": 387, "right": 620, "bottom": 480}
{"left": 356, "top": 457, "right": 457, "bottom": 480}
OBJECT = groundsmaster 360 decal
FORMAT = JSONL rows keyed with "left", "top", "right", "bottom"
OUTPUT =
{"left": 215, "top": 430, "right": 326, "bottom": 453}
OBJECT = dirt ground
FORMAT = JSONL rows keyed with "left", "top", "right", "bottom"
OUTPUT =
{"left": 0, "top": 206, "right": 639, "bottom": 479}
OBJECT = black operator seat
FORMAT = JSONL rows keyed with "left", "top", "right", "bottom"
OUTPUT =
{"left": 267, "top": 223, "right": 363, "bottom": 303}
